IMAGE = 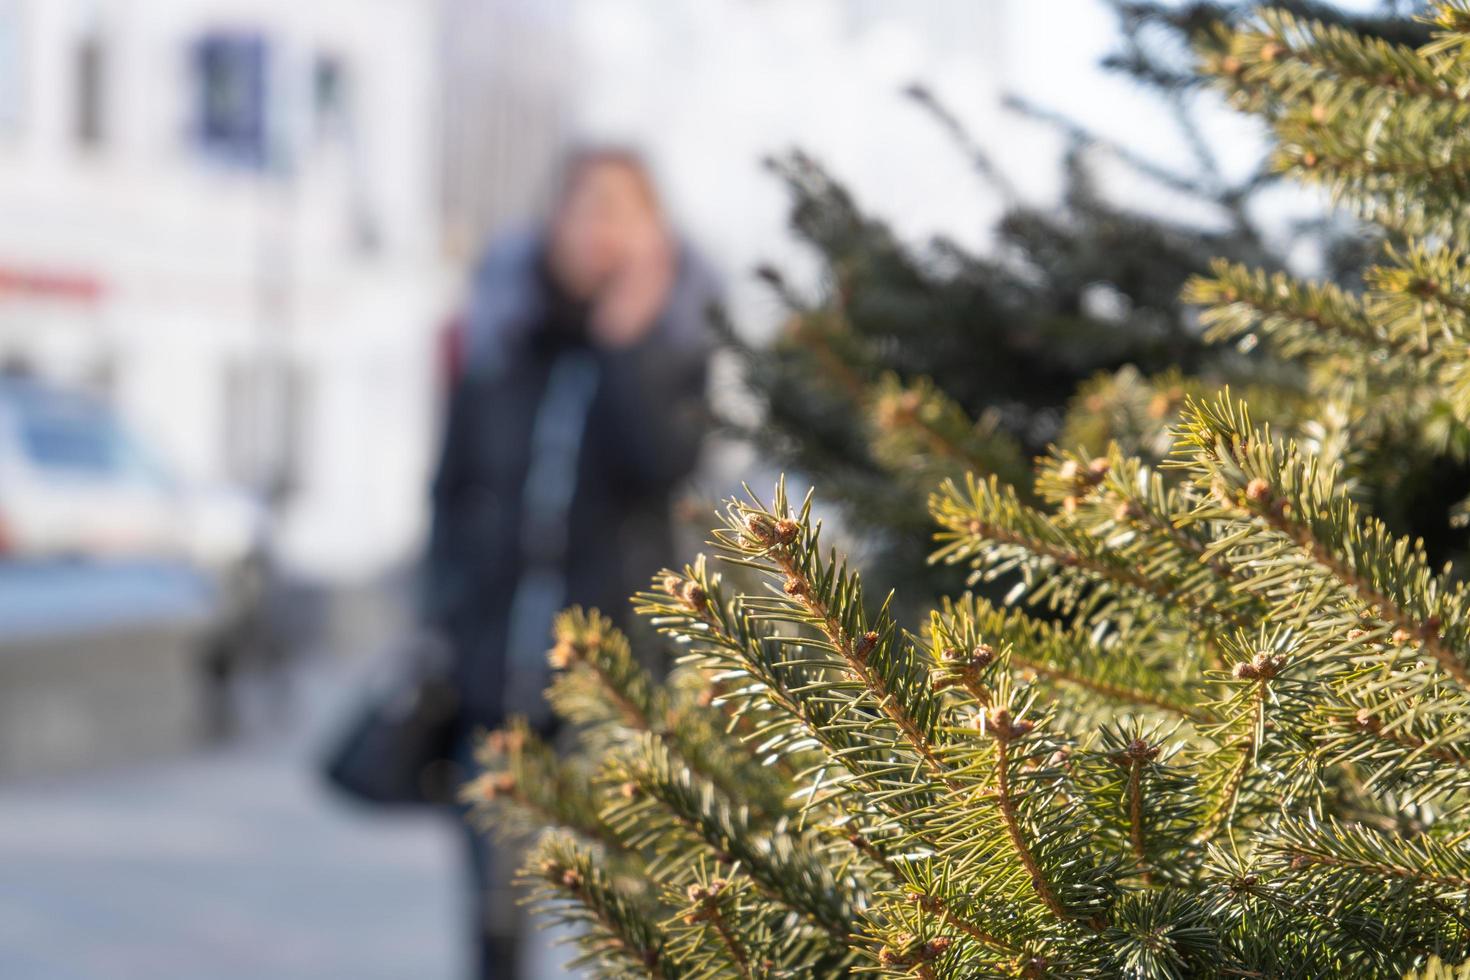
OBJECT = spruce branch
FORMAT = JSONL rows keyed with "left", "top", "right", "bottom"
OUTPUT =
{"left": 675, "top": 876, "right": 755, "bottom": 979}
{"left": 1173, "top": 391, "right": 1470, "bottom": 691}
{"left": 713, "top": 483, "right": 952, "bottom": 786}
{"left": 869, "top": 373, "right": 1032, "bottom": 493}
{"left": 548, "top": 609, "right": 793, "bottom": 824}
{"left": 931, "top": 473, "right": 1181, "bottom": 614}
{"left": 986, "top": 705, "right": 1072, "bottom": 923}
{"left": 1207, "top": 9, "right": 1469, "bottom": 110}
{"left": 464, "top": 719, "right": 623, "bottom": 851}
{"left": 1184, "top": 259, "right": 1391, "bottom": 361}
{"left": 523, "top": 833, "right": 680, "bottom": 980}
{"left": 930, "top": 594, "right": 1211, "bottom": 724}
{"left": 605, "top": 734, "right": 856, "bottom": 945}
{"left": 1269, "top": 814, "right": 1470, "bottom": 901}
{"left": 548, "top": 608, "right": 659, "bottom": 732}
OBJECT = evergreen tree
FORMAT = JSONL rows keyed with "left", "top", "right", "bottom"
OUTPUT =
{"left": 465, "top": 3, "right": 1470, "bottom": 977}
{"left": 731, "top": 1, "right": 1458, "bottom": 604}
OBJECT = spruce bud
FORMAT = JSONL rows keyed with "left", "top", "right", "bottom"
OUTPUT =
{"left": 984, "top": 706, "right": 1033, "bottom": 741}
{"left": 479, "top": 772, "right": 517, "bottom": 800}
{"left": 743, "top": 513, "right": 776, "bottom": 546}
{"left": 774, "top": 518, "right": 801, "bottom": 545}
{"left": 679, "top": 580, "right": 708, "bottom": 612}
{"left": 548, "top": 640, "right": 578, "bottom": 670}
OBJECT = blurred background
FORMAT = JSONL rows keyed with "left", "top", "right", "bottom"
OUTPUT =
{"left": 0, "top": 1, "right": 1386, "bottom": 978}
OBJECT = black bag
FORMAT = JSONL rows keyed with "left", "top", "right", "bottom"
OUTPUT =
{"left": 322, "top": 631, "right": 463, "bottom": 807}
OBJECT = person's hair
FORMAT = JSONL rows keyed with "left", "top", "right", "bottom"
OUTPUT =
{"left": 554, "top": 145, "right": 663, "bottom": 216}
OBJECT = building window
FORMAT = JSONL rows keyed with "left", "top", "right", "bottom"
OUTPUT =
{"left": 192, "top": 31, "right": 270, "bottom": 168}
{"left": 74, "top": 30, "right": 106, "bottom": 147}
{"left": 0, "top": 0, "right": 25, "bottom": 138}
{"left": 312, "top": 53, "right": 348, "bottom": 139}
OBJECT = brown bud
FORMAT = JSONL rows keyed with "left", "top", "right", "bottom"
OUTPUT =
{"left": 1354, "top": 708, "right": 1381, "bottom": 733}
{"left": 478, "top": 771, "right": 517, "bottom": 800}
{"left": 548, "top": 640, "right": 578, "bottom": 670}
{"left": 679, "top": 580, "right": 708, "bottom": 612}
{"left": 1221, "top": 55, "right": 1242, "bottom": 75}
{"left": 659, "top": 573, "right": 683, "bottom": 597}
{"left": 560, "top": 867, "right": 583, "bottom": 889}
{"left": 924, "top": 936, "right": 954, "bottom": 957}
{"left": 1391, "top": 628, "right": 1413, "bottom": 647}
{"left": 783, "top": 575, "right": 810, "bottom": 599}
{"left": 1088, "top": 457, "right": 1111, "bottom": 478}
{"left": 971, "top": 643, "right": 996, "bottom": 669}
{"left": 619, "top": 781, "right": 639, "bottom": 800}
{"left": 1114, "top": 737, "right": 1160, "bottom": 764}
{"left": 940, "top": 646, "right": 964, "bottom": 663}
{"left": 1114, "top": 500, "right": 1142, "bottom": 522}
{"left": 1346, "top": 628, "right": 1368, "bottom": 641}
{"left": 984, "top": 706, "right": 1033, "bottom": 741}
{"left": 853, "top": 630, "right": 880, "bottom": 663}
{"left": 1020, "top": 955, "right": 1051, "bottom": 979}
{"left": 1245, "top": 478, "right": 1272, "bottom": 504}
{"left": 1289, "top": 854, "right": 1311, "bottom": 872}
{"left": 1301, "top": 151, "right": 1318, "bottom": 168}
{"left": 1259, "top": 41, "right": 1283, "bottom": 62}
{"left": 774, "top": 518, "right": 801, "bottom": 545}
{"left": 744, "top": 513, "right": 776, "bottom": 546}
{"left": 1234, "top": 651, "right": 1283, "bottom": 681}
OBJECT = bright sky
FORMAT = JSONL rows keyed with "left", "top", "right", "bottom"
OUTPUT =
{"left": 567, "top": 0, "right": 1386, "bottom": 329}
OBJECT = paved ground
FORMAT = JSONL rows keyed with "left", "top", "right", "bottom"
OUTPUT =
{"left": 0, "top": 657, "right": 467, "bottom": 980}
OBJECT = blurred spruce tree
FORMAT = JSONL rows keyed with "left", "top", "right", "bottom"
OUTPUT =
{"left": 727, "top": 1, "right": 1460, "bottom": 603}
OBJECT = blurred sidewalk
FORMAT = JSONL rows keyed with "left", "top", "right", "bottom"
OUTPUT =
{"left": 0, "top": 649, "right": 465, "bottom": 980}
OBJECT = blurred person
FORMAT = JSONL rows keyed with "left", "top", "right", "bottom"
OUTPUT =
{"left": 424, "top": 147, "right": 718, "bottom": 980}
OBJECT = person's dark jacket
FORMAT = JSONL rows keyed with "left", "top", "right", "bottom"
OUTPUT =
{"left": 424, "top": 230, "right": 717, "bottom": 735}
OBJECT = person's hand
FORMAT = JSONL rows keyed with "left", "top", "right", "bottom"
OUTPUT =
{"left": 590, "top": 219, "right": 675, "bottom": 350}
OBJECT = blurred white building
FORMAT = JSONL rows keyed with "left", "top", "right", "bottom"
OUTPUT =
{"left": 0, "top": 0, "right": 448, "bottom": 579}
